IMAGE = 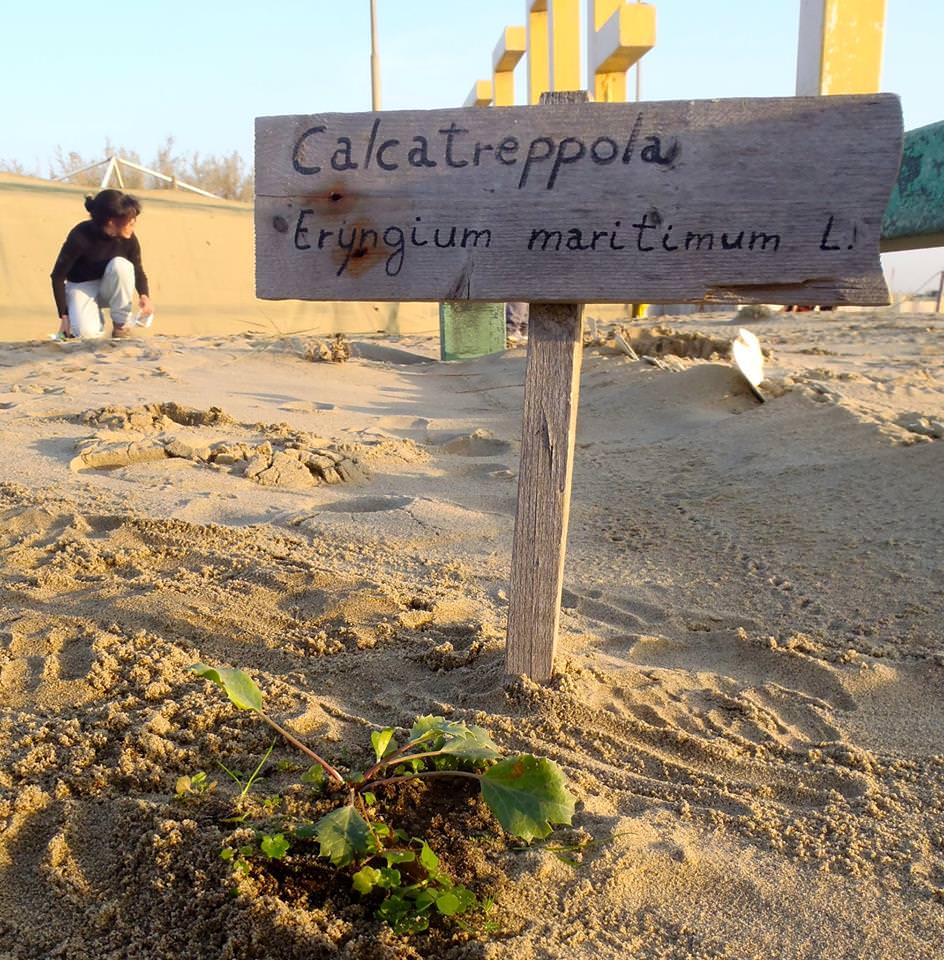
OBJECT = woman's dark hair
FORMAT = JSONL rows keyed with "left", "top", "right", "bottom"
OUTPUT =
{"left": 84, "top": 189, "right": 141, "bottom": 227}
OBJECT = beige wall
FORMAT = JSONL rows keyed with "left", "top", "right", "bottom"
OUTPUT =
{"left": 0, "top": 175, "right": 440, "bottom": 342}
{"left": 0, "top": 174, "right": 640, "bottom": 342}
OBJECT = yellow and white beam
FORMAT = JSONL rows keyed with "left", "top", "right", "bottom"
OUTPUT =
{"left": 525, "top": 1, "right": 581, "bottom": 103}
{"left": 464, "top": 79, "right": 493, "bottom": 108}
{"left": 796, "top": 0, "right": 886, "bottom": 95}
{"left": 587, "top": 1, "right": 656, "bottom": 102}
{"left": 547, "top": 0, "right": 581, "bottom": 92}
{"left": 492, "top": 25, "right": 527, "bottom": 107}
{"left": 525, "top": 2, "right": 551, "bottom": 104}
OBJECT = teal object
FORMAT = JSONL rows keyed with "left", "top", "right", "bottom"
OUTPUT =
{"left": 881, "top": 120, "right": 944, "bottom": 251}
{"left": 439, "top": 302, "right": 507, "bottom": 361}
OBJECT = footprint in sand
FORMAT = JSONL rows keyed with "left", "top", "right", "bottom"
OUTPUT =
{"left": 320, "top": 495, "right": 414, "bottom": 513}
{"left": 439, "top": 429, "right": 511, "bottom": 457}
{"left": 454, "top": 462, "right": 515, "bottom": 480}
{"left": 294, "top": 496, "right": 502, "bottom": 548}
{"left": 561, "top": 587, "right": 669, "bottom": 630}
{"left": 0, "top": 617, "right": 96, "bottom": 710}
{"left": 279, "top": 400, "right": 336, "bottom": 413}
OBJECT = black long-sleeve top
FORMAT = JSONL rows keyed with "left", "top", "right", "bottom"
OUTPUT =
{"left": 50, "top": 220, "right": 149, "bottom": 317}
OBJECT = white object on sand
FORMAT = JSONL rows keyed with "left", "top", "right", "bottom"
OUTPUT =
{"left": 732, "top": 327, "right": 765, "bottom": 400}
{"left": 614, "top": 332, "right": 640, "bottom": 360}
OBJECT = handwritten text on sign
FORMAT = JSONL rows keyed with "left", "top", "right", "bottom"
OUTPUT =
{"left": 255, "top": 96, "right": 902, "bottom": 305}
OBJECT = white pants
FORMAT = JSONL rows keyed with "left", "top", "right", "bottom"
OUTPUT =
{"left": 65, "top": 257, "right": 142, "bottom": 338}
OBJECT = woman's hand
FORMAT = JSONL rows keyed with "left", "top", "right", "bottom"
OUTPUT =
{"left": 138, "top": 294, "right": 154, "bottom": 318}
{"left": 58, "top": 314, "right": 71, "bottom": 335}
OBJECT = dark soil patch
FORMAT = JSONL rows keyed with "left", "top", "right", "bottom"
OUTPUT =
{"left": 222, "top": 777, "right": 513, "bottom": 959}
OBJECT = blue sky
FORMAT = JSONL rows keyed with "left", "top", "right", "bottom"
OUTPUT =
{"left": 2, "top": 0, "right": 941, "bottom": 289}
{"left": 3, "top": 0, "right": 941, "bottom": 167}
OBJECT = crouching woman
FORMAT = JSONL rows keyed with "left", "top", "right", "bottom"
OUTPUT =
{"left": 51, "top": 189, "right": 154, "bottom": 339}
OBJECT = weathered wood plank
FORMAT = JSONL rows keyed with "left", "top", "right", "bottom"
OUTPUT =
{"left": 504, "top": 89, "right": 588, "bottom": 683}
{"left": 505, "top": 303, "right": 583, "bottom": 680}
{"left": 881, "top": 119, "right": 944, "bottom": 252}
{"left": 255, "top": 95, "right": 902, "bottom": 305}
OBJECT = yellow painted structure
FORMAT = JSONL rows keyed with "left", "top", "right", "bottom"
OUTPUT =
{"left": 463, "top": 79, "right": 493, "bottom": 108}
{"left": 465, "top": 2, "right": 657, "bottom": 116}
{"left": 796, "top": 0, "right": 886, "bottom": 95}
{"left": 492, "top": 25, "right": 527, "bottom": 107}
{"left": 587, "top": 1, "right": 656, "bottom": 102}
{"left": 525, "top": 2, "right": 550, "bottom": 104}
{"left": 546, "top": 0, "right": 581, "bottom": 92}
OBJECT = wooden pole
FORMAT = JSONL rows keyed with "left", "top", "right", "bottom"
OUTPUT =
{"left": 936, "top": 271, "right": 944, "bottom": 314}
{"left": 505, "top": 90, "right": 588, "bottom": 681}
{"left": 506, "top": 302, "right": 584, "bottom": 679}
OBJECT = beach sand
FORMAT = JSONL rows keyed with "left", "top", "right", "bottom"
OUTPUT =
{"left": 0, "top": 311, "right": 942, "bottom": 959}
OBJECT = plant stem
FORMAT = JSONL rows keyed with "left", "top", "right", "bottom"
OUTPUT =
{"left": 259, "top": 712, "right": 346, "bottom": 786}
{"left": 355, "top": 791, "right": 386, "bottom": 852}
{"left": 368, "top": 749, "right": 446, "bottom": 777}
{"left": 366, "top": 770, "right": 482, "bottom": 792}
{"left": 216, "top": 759, "right": 244, "bottom": 787}
{"left": 240, "top": 740, "right": 275, "bottom": 798}
{"left": 362, "top": 731, "right": 437, "bottom": 782}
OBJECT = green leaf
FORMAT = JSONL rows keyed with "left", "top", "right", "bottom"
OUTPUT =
{"left": 301, "top": 765, "right": 325, "bottom": 788}
{"left": 439, "top": 726, "right": 501, "bottom": 762}
{"left": 362, "top": 791, "right": 377, "bottom": 806}
{"left": 419, "top": 841, "right": 440, "bottom": 875}
{"left": 384, "top": 850, "right": 415, "bottom": 866}
{"left": 409, "top": 715, "right": 452, "bottom": 741}
{"left": 407, "top": 715, "right": 500, "bottom": 762}
{"left": 260, "top": 833, "right": 290, "bottom": 859}
{"left": 293, "top": 823, "right": 318, "bottom": 840}
{"left": 377, "top": 894, "right": 409, "bottom": 924}
{"left": 371, "top": 728, "right": 396, "bottom": 762}
{"left": 190, "top": 663, "right": 263, "bottom": 712}
{"left": 377, "top": 867, "right": 401, "bottom": 889}
{"left": 314, "top": 805, "right": 372, "bottom": 867}
{"left": 480, "top": 755, "right": 576, "bottom": 842}
{"left": 353, "top": 866, "right": 381, "bottom": 894}
{"left": 220, "top": 847, "right": 234, "bottom": 861}
{"left": 436, "top": 891, "right": 460, "bottom": 916}
{"left": 451, "top": 886, "right": 477, "bottom": 913}
{"left": 394, "top": 914, "right": 428, "bottom": 936}
{"left": 413, "top": 889, "right": 437, "bottom": 912}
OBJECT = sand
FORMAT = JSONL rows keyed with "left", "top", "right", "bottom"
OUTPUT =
{"left": 0, "top": 312, "right": 942, "bottom": 959}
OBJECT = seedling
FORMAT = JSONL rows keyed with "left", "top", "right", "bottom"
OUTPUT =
{"left": 175, "top": 770, "right": 215, "bottom": 797}
{"left": 190, "top": 662, "right": 576, "bottom": 936}
{"left": 215, "top": 740, "right": 276, "bottom": 800}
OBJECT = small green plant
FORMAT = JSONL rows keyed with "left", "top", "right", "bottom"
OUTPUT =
{"left": 175, "top": 770, "right": 215, "bottom": 797}
{"left": 190, "top": 662, "right": 576, "bottom": 936}
{"left": 216, "top": 740, "right": 275, "bottom": 800}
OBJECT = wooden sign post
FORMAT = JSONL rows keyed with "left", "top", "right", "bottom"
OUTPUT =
{"left": 256, "top": 93, "right": 903, "bottom": 681}
{"left": 506, "top": 90, "right": 588, "bottom": 680}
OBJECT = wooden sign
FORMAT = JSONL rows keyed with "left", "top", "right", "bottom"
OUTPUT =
{"left": 256, "top": 95, "right": 902, "bottom": 306}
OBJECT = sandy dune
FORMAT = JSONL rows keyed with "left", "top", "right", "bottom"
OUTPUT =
{"left": 0, "top": 312, "right": 942, "bottom": 959}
